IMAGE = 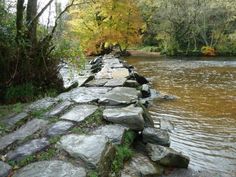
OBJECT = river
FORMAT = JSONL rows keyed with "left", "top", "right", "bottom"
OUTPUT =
{"left": 125, "top": 56, "right": 236, "bottom": 177}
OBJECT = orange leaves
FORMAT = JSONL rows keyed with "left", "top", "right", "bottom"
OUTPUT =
{"left": 201, "top": 46, "right": 216, "bottom": 57}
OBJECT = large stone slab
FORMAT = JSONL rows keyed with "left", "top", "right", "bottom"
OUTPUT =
{"left": 103, "top": 105, "right": 144, "bottom": 130}
{"left": 121, "top": 153, "right": 163, "bottom": 177}
{"left": 27, "top": 97, "right": 57, "bottom": 111}
{"left": 142, "top": 128, "right": 170, "bottom": 147}
{"left": 12, "top": 160, "right": 86, "bottom": 177}
{"left": 104, "top": 78, "right": 127, "bottom": 87}
{"left": 0, "top": 161, "right": 12, "bottom": 177}
{"left": 45, "top": 101, "right": 73, "bottom": 117}
{"left": 47, "top": 121, "right": 74, "bottom": 137}
{"left": 3, "top": 112, "right": 28, "bottom": 128}
{"left": 6, "top": 138, "right": 49, "bottom": 161}
{"left": 146, "top": 144, "right": 190, "bottom": 168}
{"left": 60, "top": 105, "right": 98, "bottom": 122}
{"left": 58, "top": 134, "right": 115, "bottom": 176}
{"left": 57, "top": 87, "right": 111, "bottom": 104}
{"left": 111, "top": 68, "right": 129, "bottom": 79}
{"left": 0, "top": 119, "right": 48, "bottom": 151}
{"left": 99, "top": 87, "right": 140, "bottom": 106}
{"left": 93, "top": 125, "right": 128, "bottom": 144}
{"left": 85, "top": 79, "right": 109, "bottom": 87}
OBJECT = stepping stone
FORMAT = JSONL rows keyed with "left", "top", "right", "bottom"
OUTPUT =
{"left": 0, "top": 161, "right": 12, "bottom": 177}
{"left": 85, "top": 79, "right": 109, "bottom": 87}
{"left": 103, "top": 105, "right": 144, "bottom": 130}
{"left": 27, "top": 97, "right": 57, "bottom": 111}
{"left": 103, "top": 58, "right": 120, "bottom": 65}
{"left": 60, "top": 105, "right": 98, "bottom": 122}
{"left": 111, "top": 68, "right": 129, "bottom": 79}
{"left": 99, "top": 87, "right": 140, "bottom": 106}
{"left": 58, "top": 134, "right": 115, "bottom": 176}
{"left": 141, "top": 84, "right": 151, "bottom": 98}
{"left": 45, "top": 101, "right": 73, "bottom": 117}
{"left": 104, "top": 78, "right": 127, "bottom": 87}
{"left": 121, "top": 153, "right": 163, "bottom": 177}
{"left": 12, "top": 160, "right": 86, "bottom": 177}
{"left": 95, "top": 66, "right": 113, "bottom": 79}
{"left": 0, "top": 119, "right": 48, "bottom": 151}
{"left": 142, "top": 128, "right": 170, "bottom": 147}
{"left": 93, "top": 125, "right": 128, "bottom": 144}
{"left": 3, "top": 112, "right": 28, "bottom": 128}
{"left": 146, "top": 143, "right": 190, "bottom": 168}
{"left": 6, "top": 138, "right": 49, "bottom": 161}
{"left": 47, "top": 121, "right": 74, "bottom": 137}
{"left": 124, "top": 80, "right": 140, "bottom": 88}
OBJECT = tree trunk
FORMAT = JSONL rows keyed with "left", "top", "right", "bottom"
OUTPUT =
{"left": 26, "top": 0, "right": 38, "bottom": 47}
{"left": 16, "top": 0, "right": 25, "bottom": 42}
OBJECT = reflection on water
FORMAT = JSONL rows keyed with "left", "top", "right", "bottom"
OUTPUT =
{"left": 125, "top": 56, "right": 236, "bottom": 176}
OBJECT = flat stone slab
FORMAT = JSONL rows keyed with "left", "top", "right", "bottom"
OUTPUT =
{"left": 104, "top": 78, "right": 127, "bottom": 87}
{"left": 47, "top": 121, "right": 74, "bottom": 137}
{"left": 12, "top": 160, "right": 86, "bottom": 177}
{"left": 58, "top": 134, "right": 115, "bottom": 176}
{"left": 111, "top": 68, "right": 129, "bottom": 79}
{"left": 93, "top": 124, "right": 128, "bottom": 144}
{"left": 57, "top": 87, "right": 111, "bottom": 103}
{"left": 146, "top": 143, "right": 190, "bottom": 168}
{"left": 85, "top": 79, "right": 109, "bottom": 87}
{"left": 0, "top": 161, "right": 12, "bottom": 177}
{"left": 99, "top": 87, "right": 140, "bottom": 106}
{"left": 45, "top": 101, "right": 73, "bottom": 117}
{"left": 121, "top": 153, "right": 163, "bottom": 177}
{"left": 142, "top": 128, "right": 170, "bottom": 147}
{"left": 6, "top": 138, "right": 49, "bottom": 161}
{"left": 27, "top": 97, "right": 57, "bottom": 111}
{"left": 60, "top": 105, "right": 98, "bottom": 122}
{"left": 103, "top": 105, "right": 144, "bottom": 130}
{"left": 3, "top": 112, "right": 28, "bottom": 128}
{"left": 0, "top": 119, "right": 48, "bottom": 151}
{"left": 124, "top": 80, "right": 140, "bottom": 88}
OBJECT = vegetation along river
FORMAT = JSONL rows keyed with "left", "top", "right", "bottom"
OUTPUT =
{"left": 125, "top": 56, "right": 236, "bottom": 176}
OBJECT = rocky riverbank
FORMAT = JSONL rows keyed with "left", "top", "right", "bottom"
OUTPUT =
{"left": 0, "top": 54, "right": 190, "bottom": 177}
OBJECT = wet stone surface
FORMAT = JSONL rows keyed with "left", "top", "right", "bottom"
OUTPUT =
{"left": 60, "top": 105, "right": 98, "bottom": 122}
{"left": 6, "top": 138, "right": 50, "bottom": 161}
{"left": 47, "top": 121, "right": 74, "bottom": 137}
{"left": 12, "top": 160, "right": 86, "bottom": 177}
{"left": 0, "top": 161, "right": 12, "bottom": 177}
{"left": 3, "top": 112, "right": 28, "bottom": 128}
{"left": 45, "top": 100, "right": 73, "bottom": 117}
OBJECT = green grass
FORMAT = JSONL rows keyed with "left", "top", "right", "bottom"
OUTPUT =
{"left": 0, "top": 103, "right": 25, "bottom": 118}
{"left": 88, "top": 171, "right": 99, "bottom": 177}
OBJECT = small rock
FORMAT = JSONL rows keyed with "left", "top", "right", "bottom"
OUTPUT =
{"left": 137, "top": 102, "right": 154, "bottom": 128}
{"left": 58, "top": 134, "right": 115, "bottom": 176}
{"left": 146, "top": 143, "right": 190, "bottom": 168}
{"left": 129, "top": 72, "right": 149, "bottom": 85}
{"left": 103, "top": 105, "right": 144, "bottom": 130}
{"left": 60, "top": 105, "right": 98, "bottom": 122}
{"left": 124, "top": 80, "right": 140, "bottom": 88}
{"left": 0, "top": 119, "right": 48, "bottom": 151}
{"left": 47, "top": 121, "right": 74, "bottom": 137}
{"left": 45, "top": 100, "right": 73, "bottom": 117}
{"left": 104, "top": 78, "right": 127, "bottom": 87}
{"left": 6, "top": 138, "right": 49, "bottom": 161}
{"left": 121, "top": 153, "right": 163, "bottom": 177}
{"left": 141, "top": 84, "right": 151, "bottom": 98}
{"left": 90, "top": 56, "right": 103, "bottom": 65}
{"left": 12, "top": 160, "right": 86, "bottom": 177}
{"left": 0, "top": 161, "right": 12, "bottom": 177}
{"left": 142, "top": 128, "right": 170, "bottom": 147}
{"left": 93, "top": 124, "right": 128, "bottom": 144}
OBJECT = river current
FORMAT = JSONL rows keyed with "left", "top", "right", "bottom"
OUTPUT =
{"left": 125, "top": 56, "right": 236, "bottom": 176}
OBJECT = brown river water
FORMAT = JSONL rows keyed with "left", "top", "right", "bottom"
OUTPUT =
{"left": 125, "top": 56, "right": 236, "bottom": 177}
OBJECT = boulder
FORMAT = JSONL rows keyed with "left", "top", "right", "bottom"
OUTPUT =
{"left": 12, "top": 160, "right": 86, "bottom": 177}
{"left": 99, "top": 87, "right": 140, "bottom": 106}
{"left": 142, "top": 128, "right": 170, "bottom": 147}
{"left": 146, "top": 144, "right": 190, "bottom": 168}
{"left": 93, "top": 124, "right": 128, "bottom": 144}
{"left": 6, "top": 138, "right": 49, "bottom": 161}
{"left": 0, "top": 161, "right": 12, "bottom": 177}
{"left": 58, "top": 134, "right": 115, "bottom": 176}
{"left": 121, "top": 153, "right": 163, "bottom": 177}
{"left": 47, "top": 121, "right": 74, "bottom": 137}
{"left": 141, "top": 84, "right": 151, "bottom": 98}
{"left": 60, "top": 105, "right": 98, "bottom": 122}
{"left": 103, "top": 105, "right": 144, "bottom": 130}
{"left": 0, "top": 119, "right": 48, "bottom": 151}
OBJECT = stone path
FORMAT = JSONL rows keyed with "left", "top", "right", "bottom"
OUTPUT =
{"left": 0, "top": 54, "right": 191, "bottom": 177}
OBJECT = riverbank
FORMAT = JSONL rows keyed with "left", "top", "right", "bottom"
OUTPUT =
{"left": 0, "top": 54, "right": 191, "bottom": 177}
